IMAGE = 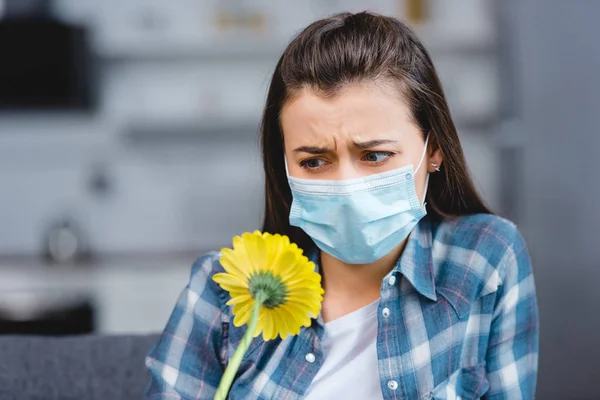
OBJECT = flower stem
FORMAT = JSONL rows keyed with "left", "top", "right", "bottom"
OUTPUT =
{"left": 214, "top": 291, "right": 267, "bottom": 400}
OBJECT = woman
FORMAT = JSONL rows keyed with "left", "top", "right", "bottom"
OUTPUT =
{"left": 145, "top": 12, "right": 538, "bottom": 400}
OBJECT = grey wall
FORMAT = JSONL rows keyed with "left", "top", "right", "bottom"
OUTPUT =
{"left": 504, "top": 1, "right": 600, "bottom": 398}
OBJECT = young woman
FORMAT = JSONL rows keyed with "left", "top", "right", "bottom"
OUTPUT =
{"left": 145, "top": 12, "right": 538, "bottom": 400}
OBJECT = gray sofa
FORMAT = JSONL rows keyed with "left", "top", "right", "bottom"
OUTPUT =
{"left": 0, "top": 334, "right": 159, "bottom": 400}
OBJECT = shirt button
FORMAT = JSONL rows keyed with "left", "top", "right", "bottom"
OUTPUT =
{"left": 382, "top": 308, "right": 391, "bottom": 318}
{"left": 405, "top": 172, "right": 412, "bottom": 180}
{"left": 388, "top": 275, "right": 396, "bottom": 286}
{"left": 387, "top": 380, "right": 398, "bottom": 390}
{"left": 305, "top": 353, "right": 316, "bottom": 363}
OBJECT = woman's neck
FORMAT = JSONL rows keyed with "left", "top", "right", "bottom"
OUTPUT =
{"left": 319, "top": 240, "right": 407, "bottom": 322}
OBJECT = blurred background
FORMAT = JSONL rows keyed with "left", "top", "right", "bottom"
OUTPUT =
{"left": 0, "top": 0, "right": 596, "bottom": 397}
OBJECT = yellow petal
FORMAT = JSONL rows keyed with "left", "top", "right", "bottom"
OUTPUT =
{"left": 246, "top": 233, "right": 268, "bottom": 273}
{"left": 232, "top": 233, "right": 253, "bottom": 273}
{"left": 280, "top": 303, "right": 310, "bottom": 327}
{"left": 229, "top": 236, "right": 255, "bottom": 274}
{"left": 233, "top": 311, "right": 249, "bottom": 327}
{"left": 286, "top": 299, "right": 322, "bottom": 318}
{"left": 287, "top": 288, "right": 325, "bottom": 300}
{"left": 226, "top": 293, "right": 252, "bottom": 306}
{"left": 219, "top": 249, "right": 250, "bottom": 280}
{"left": 271, "top": 249, "right": 297, "bottom": 277}
{"left": 262, "top": 309, "right": 274, "bottom": 341}
{"left": 282, "top": 275, "right": 322, "bottom": 290}
{"left": 232, "top": 300, "right": 255, "bottom": 327}
{"left": 255, "top": 308, "right": 267, "bottom": 339}
{"left": 267, "top": 309, "right": 280, "bottom": 339}
{"left": 232, "top": 297, "right": 254, "bottom": 312}
{"left": 275, "top": 307, "right": 294, "bottom": 339}
{"left": 212, "top": 273, "right": 248, "bottom": 292}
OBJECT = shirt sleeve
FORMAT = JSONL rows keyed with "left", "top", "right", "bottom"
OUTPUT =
{"left": 485, "top": 231, "right": 539, "bottom": 400}
{"left": 144, "top": 253, "right": 226, "bottom": 400}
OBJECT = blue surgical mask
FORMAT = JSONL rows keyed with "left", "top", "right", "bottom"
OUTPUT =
{"left": 287, "top": 136, "right": 430, "bottom": 264}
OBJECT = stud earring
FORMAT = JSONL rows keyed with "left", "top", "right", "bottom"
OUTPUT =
{"left": 431, "top": 163, "right": 441, "bottom": 172}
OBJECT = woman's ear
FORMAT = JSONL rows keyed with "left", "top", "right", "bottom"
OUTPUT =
{"left": 427, "top": 148, "right": 443, "bottom": 173}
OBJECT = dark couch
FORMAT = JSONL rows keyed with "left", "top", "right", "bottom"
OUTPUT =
{"left": 0, "top": 334, "right": 159, "bottom": 400}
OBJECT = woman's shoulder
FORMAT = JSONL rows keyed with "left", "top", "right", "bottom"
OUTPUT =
{"left": 433, "top": 214, "right": 530, "bottom": 287}
{"left": 186, "top": 251, "right": 228, "bottom": 309}
{"left": 190, "top": 250, "right": 225, "bottom": 278}
{"left": 432, "top": 214, "right": 532, "bottom": 307}
{"left": 437, "top": 213, "right": 527, "bottom": 255}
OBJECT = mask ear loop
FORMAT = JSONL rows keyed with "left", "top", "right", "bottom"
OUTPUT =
{"left": 421, "top": 173, "right": 430, "bottom": 208}
{"left": 415, "top": 135, "right": 431, "bottom": 208}
{"left": 284, "top": 155, "right": 290, "bottom": 176}
{"left": 415, "top": 134, "right": 430, "bottom": 174}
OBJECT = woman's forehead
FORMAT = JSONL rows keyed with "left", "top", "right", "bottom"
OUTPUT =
{"left": 281, "top": 84, "right": 418, "bottom": 147}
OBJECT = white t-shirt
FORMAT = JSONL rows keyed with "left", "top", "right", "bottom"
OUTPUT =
{"left": 304, "top": 299, "right": 384, "bottom": 399}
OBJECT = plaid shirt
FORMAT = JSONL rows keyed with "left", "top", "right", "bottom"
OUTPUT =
{"left": 145, "top": 214, "right": 538, "bottom": 400}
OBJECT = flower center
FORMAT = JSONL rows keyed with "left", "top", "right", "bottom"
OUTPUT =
{"left": 247, "top": 271, "right": 288, "bottom": 308}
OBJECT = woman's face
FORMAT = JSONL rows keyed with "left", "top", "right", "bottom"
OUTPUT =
{"left": 281, "top": 83, "right": 442, "bottom": 203}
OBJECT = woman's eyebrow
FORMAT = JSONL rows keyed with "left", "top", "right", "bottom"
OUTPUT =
{"left": 293, "top": 145, "right": 331, "bottom": 154}
{"left": 293, "top": 139, "right": 397, "bottom": 154}
{"left": 353, "top": 139, "right": 397, "bottom": 149}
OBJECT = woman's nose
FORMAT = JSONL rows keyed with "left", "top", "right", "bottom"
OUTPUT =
{"left": 334, "top": 159, "right": 363, "bottom": 180}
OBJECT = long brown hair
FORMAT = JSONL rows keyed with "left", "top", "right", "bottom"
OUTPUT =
{"left": 260, "top": 12, "right": 492, "bottom": 251}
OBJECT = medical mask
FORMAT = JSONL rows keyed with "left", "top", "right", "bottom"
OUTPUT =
{"left": 287, "top": 136, "right": 429, "bottom": 264}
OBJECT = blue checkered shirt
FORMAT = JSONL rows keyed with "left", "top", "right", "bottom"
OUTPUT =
{"left": 145, "top": 214, "right": 538, "bottom": 399}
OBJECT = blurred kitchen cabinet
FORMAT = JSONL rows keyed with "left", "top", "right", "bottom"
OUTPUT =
{"left": 59, "top": 0, "right": 402, "bottom": 59}
{"left": 263, "top": 0, "right": 398, "bottom": 39}
{"left": 82, "top": 151, "right": 264, "bottom": 255}
{"left": 0, "top": 142, "right": 263, "bottom": 257}
{"left": 102, "top": 63, "right": 272, "bottom": 124}
{"left": 0, "top": 166, "right": 91, "bottom": 256}
{"left": 54, "top": 0, "right": 496, "bottom": 57}
{"left": 87, "top": 0, "right": 295, "bottom": 59}
{"left": 92, "top": 0, "right": 218, "bottom": 57}
{"left": 0, "top": 259, "right": 192, "bottom": 334}
{"left": 417, "top": 0, "right": 496, "bottom": 50}
{"left": 93, "top": 265, "right": 191, "bottom": 334}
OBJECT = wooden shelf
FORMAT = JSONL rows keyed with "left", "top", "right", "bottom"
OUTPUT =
{"left": 97, "top": 39, "right": 286, "bottom": 62}
{"left": 122, "top": 118, "right": 261, "bottom": 145}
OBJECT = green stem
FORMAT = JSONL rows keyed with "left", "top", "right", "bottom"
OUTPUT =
{"left": 214, "top": 291, "right": 267, "bottom": 400}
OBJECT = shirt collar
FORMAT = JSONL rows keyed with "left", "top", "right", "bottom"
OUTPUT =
{"left": 305, "top": 216, "right": 437, "bottom": 302}
{"left": 392, "top": 216, "right": 437, "bottom": 301}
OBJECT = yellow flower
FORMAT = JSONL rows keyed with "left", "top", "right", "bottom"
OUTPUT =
{"left": 213, "top": 231, "right": 324, "bottom": 341}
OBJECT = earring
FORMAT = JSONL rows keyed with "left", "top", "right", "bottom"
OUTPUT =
{"left": 431, "top": 163, "right": 441, "bottom": 172}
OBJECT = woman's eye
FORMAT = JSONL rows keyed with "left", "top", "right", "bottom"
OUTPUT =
{"left": 300, "top": 158, "right": 328, "bottom": 170}
{"left": 362, "top": 151, "right": 393, "bottom": 163}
